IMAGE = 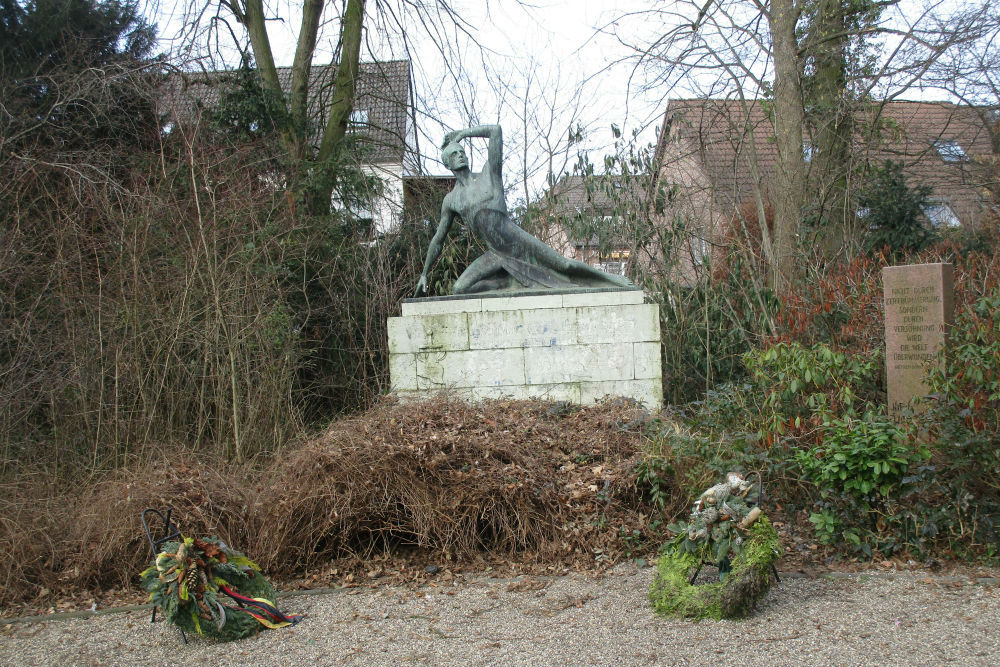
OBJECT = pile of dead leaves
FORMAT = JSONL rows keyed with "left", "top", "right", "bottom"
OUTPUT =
{"left": 2, "top": 396, "right": 689, "bottom": 612}
{"left": 254, "top": 396, "right": 672, "bottom": 572}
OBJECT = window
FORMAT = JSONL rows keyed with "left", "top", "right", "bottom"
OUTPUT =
{"left": 691, "top": 236, "right": 710, "bottom": 265}
{"left": 349, "top": 108, "right": 368, "bottom": 130}
{"left": 803, "top": 141, "right": 814, "bottom": 163}
{"left": 924, "top": 200, "right": 960, "bottom": 227}
{"left": 597, "top": 248, "right": 629, "bottom": 276}
{"left": 596, "top": 261, "right": 625, "bottom": 276}
{"left": 802, "top": 55, "right": 816, "bottom": 77}
{"left": 933, "top": 140, "right": 966, "bottom": 163}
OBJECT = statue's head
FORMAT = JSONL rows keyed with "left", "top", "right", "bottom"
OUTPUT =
{"left": 441, "top": 140, "right": 468, "bottom": 172}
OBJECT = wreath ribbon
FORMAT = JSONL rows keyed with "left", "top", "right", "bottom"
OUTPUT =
{"left": 220, "top": 585, "right": 303, "bottom": 629}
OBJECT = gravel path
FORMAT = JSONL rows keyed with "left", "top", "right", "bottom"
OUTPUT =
{"left": 2, "top": 565, "right": 998, "bottom": 667}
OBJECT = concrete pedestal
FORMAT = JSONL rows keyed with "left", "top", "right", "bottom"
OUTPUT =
{"left": 388, "top": 289, "right": 662, "bottom": 407}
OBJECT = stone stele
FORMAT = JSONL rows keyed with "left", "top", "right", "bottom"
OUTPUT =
{"left": 882, "top": 262, "right": 953, "bottom": 417}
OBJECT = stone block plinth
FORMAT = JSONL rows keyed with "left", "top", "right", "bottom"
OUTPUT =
{"left": 388, "top": 288, "right": 662, "bottom": 407}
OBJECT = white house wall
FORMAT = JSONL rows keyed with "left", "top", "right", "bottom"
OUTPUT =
{"left": 366, "top": 162, "right": 404, "bottom": 235}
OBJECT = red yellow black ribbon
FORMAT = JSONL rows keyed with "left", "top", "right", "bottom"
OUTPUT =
{"left": 220, "top": 585, "right": 303, "bottom": 629}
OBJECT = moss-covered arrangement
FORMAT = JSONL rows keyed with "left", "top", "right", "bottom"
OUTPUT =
{"left": 649, "top": 516, "right": 781, "bottom": 620}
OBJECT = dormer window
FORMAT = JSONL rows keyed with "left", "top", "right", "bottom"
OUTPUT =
{"left": 924, "top": 199, "right": 960, "bottom": 227}
{"left": 934, "top": 139, "right": 966, "bottom": 163}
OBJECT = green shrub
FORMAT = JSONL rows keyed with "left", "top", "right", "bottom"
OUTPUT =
{"left": 797, "top": 413, "right": 921, "bottom": 499}
{"left": 635, "top": 419, "right": 728, "bottom": 514}
{"left": 796, "top": 411, "right": 929, "bottom": 554}
{"left": 860, "top": 160, "right": 936, "bottom": 257}
{"left": 743, "top": 342, "right": 882, "bottom": 443}
{"left": 913, "top": 290, "right": 1000, "bottom": 555}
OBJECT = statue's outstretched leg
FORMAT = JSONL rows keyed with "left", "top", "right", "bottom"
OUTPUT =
{"left": 454, "top": 252, "right": 506, "bottom": 294}
{"left": 492, "top": 216, "right": 632, "bottom": 289}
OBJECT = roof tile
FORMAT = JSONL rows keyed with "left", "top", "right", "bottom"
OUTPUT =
{"left": 160, "top": 60, "right": 411, "bottom": 163}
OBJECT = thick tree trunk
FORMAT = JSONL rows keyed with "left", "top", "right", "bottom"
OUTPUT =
{"left": 242, "top": 0, "right": 299, "bottom": 160}
{"left": 288, "top": 0, "right": 325, "bottom": 148}
{"left": 318, "top": 0, "right": 365, "bottom": 165}
{"left": 308, "top": 0, "right": 366, "bottom": 214}
{"left": 768, "top": 0, "right": 806, "bottom": 290}
{"left": 803, "top": 0, "right": 855, "bottom": 258}
{"left": 236, "top": 0, "right": 366, "bottom": 214}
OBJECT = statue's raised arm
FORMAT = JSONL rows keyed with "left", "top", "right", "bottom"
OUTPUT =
{"left": 413, "top": 124, "right": 634, "bottom": 296}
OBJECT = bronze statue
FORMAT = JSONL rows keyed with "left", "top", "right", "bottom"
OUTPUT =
{"left": 414, "top": 125, "right": 634, "bottom": 296}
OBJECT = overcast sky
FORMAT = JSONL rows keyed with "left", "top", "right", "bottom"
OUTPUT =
{"left": 152, "top": 0, "right": 668, "bottom": 202}
{"left": 150, "top": 0, "right": 969, "bottom": 204}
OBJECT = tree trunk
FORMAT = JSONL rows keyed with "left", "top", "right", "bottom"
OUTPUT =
{"left": 242, "top": 0, "right": 298, "bottom": 160}
{"left": 768, "top": 0, "right": 806, "bottom": 290}
{"left": 304, "top": 0, "right": 365, "bottom": 214}
{"left": 318, "top": 0, "right": 365, "bottom": 164}
{"left": 802, "top": 0, "right": 862, "bottom": 258}
{"left": 288, "top": 0, "right": 325, "bottom": 151}
{"left": 236, "top": 0, "right": 366, "bottom": 214}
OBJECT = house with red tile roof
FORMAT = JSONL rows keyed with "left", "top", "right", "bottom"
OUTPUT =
{"left": 541, "top": 175, "right": 650, "bottom": 277}
{"left": 650, "top": 98, "right": 997, "bottom": 277}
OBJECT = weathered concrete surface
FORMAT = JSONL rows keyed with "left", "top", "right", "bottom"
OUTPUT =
{"left": 883, "top": 263, "right": 953, "bottom": 417}
{"left": 389, "top": 290, "right": 662, "bottom": 407}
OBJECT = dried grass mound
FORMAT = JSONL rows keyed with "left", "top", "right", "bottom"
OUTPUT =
{"left": 70, "top": 458, "right": 259, "bottom": 597}
{"left": 0, "top": 475, "right": 67, "bottom": 604}
{"left": 256, "top": 396, "right": 656, "bottom": 573}
{"left": 2, "top": 396, "right": 675, "bottom": 609}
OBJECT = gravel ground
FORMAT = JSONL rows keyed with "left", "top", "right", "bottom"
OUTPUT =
{"left": 2, "top": 564, "right": 998, "bottom": 667}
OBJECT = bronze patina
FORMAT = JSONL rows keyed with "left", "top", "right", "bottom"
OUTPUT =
{"left": 414, "top": 125, "right": 634, "bottom": 296}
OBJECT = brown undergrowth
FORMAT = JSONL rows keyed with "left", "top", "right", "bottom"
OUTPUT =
{"left": 1, "top": 397, "right": 687, "bottom": 613}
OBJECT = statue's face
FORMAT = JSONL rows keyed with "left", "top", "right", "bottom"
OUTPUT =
{"left": 442, "top": 142, "right": 468, "bottom": 171}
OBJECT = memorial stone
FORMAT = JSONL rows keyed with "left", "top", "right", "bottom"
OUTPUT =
{"left": 882, "top": 262, "right": 954, "bottom": 417}
{"left": 393, "top": 122, "right": 663, "bottom": 407}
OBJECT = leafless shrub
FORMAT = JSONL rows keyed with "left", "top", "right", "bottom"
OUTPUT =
{"left": 1, "top": 398, "right": 677, "bottom": 607}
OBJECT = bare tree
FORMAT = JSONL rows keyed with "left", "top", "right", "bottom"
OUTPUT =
{"left": 169, "top": 0, "right": 486, "bottom": 213}
{"left": 479, "top": 57, "right": 593, "bottom": 213}
{"left": 606, "top": 0, "right": 997, "bottom": 287}
{"left": 923, "top": 9, "right": 1000, "bottom": 205}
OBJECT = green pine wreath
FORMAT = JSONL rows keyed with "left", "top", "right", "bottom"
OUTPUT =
{"left": 140, "top": 536, "right": 299, "bottom": 641}
{"left": 649, "top": 516, "right": 781, "bottom": 620}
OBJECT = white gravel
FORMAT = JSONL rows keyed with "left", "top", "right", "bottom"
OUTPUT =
{"left": 2, "top": 565, "right": 998, "bottom": 667}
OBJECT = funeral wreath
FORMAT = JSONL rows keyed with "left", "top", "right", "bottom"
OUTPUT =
{"left": 650, "top": 472, "right": 781, "bottom": 620}
{"left": 140, "top": 536, "right": 300, "bottom": 641}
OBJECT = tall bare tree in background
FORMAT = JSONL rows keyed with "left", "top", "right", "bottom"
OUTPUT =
{"left": 175, "top": 0, "right": 485, "bottom": 214}
{"left": 611, "top": 0, "right": 997, "bottom": 288}
{"left": 172, "top": 0, "right": 366, "bottom": 213}
{"left": 923, "top": 10, "right": 1000, "bottom": 206}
